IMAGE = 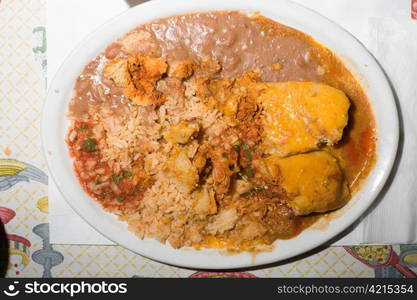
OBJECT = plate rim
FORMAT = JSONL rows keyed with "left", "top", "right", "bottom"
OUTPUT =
{"left": 41, "top": 0, "right": 399, "bottom": 269}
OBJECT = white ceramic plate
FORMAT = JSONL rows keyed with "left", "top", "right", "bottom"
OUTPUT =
{"left": 42, "top": 0, "right": 399, "bottom": 269}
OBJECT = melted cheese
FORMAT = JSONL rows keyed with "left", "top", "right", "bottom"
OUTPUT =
{"left": 257, "top": 82, "right": 350, "bottom": 157}
{"left": 265, "top": 151, "right": 350, "bottom": 215}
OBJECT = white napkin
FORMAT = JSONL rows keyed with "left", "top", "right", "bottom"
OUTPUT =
{"left": 49, "top": 182, "right": 114, "bottom": 244}
{"left": 359, "top": 18, "right": 417, "bottom": 244}
{"left": 47, "top": 0, "right": 414, "bottom": 245}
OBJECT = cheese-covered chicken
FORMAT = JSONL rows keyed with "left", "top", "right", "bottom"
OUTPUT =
{"left": 163, "top": 146, "right": 199, "bottom": 193}
{"left": 264, "top": 151, "right": 350, "bottom": 215}
{"left": 256, "top": 82, "right": 350, "bottom": 157}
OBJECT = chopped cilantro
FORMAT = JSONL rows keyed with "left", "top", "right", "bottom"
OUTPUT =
{"left": 244, "top": 150, "right": 253, "bottom": 162}
{"left": 242, "top": 166, "right": 254, "bottom": 179}
{"left": 112, "top": 174, "right": 122, "bottom": 184}
{"left": 233, "top": 145, "right": 240, "bottom": 152}
{"left": 116, "top": 196, "right": 126, "bottom": 203}
{"left": 240, "top": 186, "right": 267, "bottom": 199}
{"left": 87, "top": 131, "right": 93, "bottom": 138}
{"left": 122, "top": 170, "right": 132, "bottom": 178}
{"left": 82, "top": 138, "right": 97, "bottom": 152}
{"left": 78, "top": 124, "right": 88, "bottom": 131}
{"left": 221, "top": 152, "right": 228, "bottom": 158}
{"left": 242, "top": 143, "right": 250, "bottom": 150}
{"left": 240, "top": 192, "right": 252, "bottom": 198}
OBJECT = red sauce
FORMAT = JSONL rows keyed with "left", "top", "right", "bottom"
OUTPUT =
{"left": 67, "top": 121, "right": 142, "bottom": 211}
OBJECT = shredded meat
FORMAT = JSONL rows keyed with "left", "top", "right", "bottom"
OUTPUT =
{"left": 163, "top": 146, "right": 199, "bottom": 193}
{"left": 208, "top": 129, "right": 240, "bottom": 195}
{"left": 200, "top": 55, "right": 222, "bottom": 75}
{"left": 194, "top": 186, "right": 217, "bottom": 215}
{"left": 120, "top": 30, "right": 161, "bottom": 56}
{"left": 262, "top": 202, "right": 300, "bottom": 240}
{"left": 103, "top": 55, "right": 168, "bottom": 106}
{"left": 168, "top": 60, "right": 195, "bottom": 79}
{"left": 207, "top": 207, "right": 238, "bottom": 235}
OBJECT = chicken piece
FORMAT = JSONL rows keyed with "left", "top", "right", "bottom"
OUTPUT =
{"left": 188, "top": 71, "right": 260, "bottom": 127}
{"left": 102, "top": 58, "right": 128, "bottom": 87}
{"left": 186, "top": 141, "right": 200, "bottom": 159}
{"left": 124, "top": 55, "right": 168, "bottom": 106}
{"left": 120, "top": 30, "right": 160, "bottom": 56}
{"left": 200, "top": 55, "right": 221, "bottom": 75}
{"left": 231, "top": 179, "right": 253, "bottom": 197}
{"left": 264, "top": 151, "right": 350, "bottom": 215}
{"left": 193, "top": 186, "right": 217, "bottom": 215}
{"left": 206, "top": 78, "right": 238, "bottom": 118}
{"left": 207, "top": 207, "right": 238, "bottom": 235}
{"left": 208, "top": 71, "right": 260, "bottom": 119}
{"left": 103, "top": 54, "right": 168, "bottom": 106}
{"left": 192, "top": 144, "right": 208, "bottom": 174}
{"left": 256, "top": 82, "right": 350, "bottom": 156}
{"left": 163, "top": 146, "right": 199, "bottom": 193}
{"left": 236, "top": 95, "right": 258, "bottom": 122}
{"left": 168, "top": 60, "right": 195, "bottom": 79}
{"left": 131, "top": 159, "right": 155, "bottom": 190}
{"left": 250, "top": 158, "right": 285, "bottom": 198}
{"left": 164, "top": 121, "right": 200, "bottom": 144}
{"left": 208, "top": 132, "right": 240, "bottom": 195}
{"left": 210, "top": 150, "right": 233, "bottom": 195}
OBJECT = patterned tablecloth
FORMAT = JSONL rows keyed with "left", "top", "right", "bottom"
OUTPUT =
{"left": 1, "top": 0, "right": 417, "bottom": 278}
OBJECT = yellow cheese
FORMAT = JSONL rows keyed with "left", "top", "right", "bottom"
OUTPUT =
{"left": 257, "top": 82, "right": 350, "bottom": 157}
{"left": 264, "top": 151, "right": 350, "bottom": 215}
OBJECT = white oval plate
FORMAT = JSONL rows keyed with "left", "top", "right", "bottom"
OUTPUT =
{"left": 42, "top": 0, "right": 399, "bottom": 269}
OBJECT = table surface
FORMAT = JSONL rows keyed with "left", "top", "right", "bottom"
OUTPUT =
{"left": 1, "top": 0, "right": 417, "bottom": 278}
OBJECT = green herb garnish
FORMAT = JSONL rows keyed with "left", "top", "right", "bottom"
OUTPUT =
{"left": 233, "top": 145, "right": 240, "bottom": 152}
{"left": 240, "top": 192, "right": 252, "bottom": 198}
{"left": 242, "top": 166, "right": 254, "bottom": 179}
{"left": 122, "top": 170, "right": 132, "bottom": 179}
{"left": 242, "top": 143, "right": 250, "bottom": 150}
{"left": 221, "top": 152, "right": 228, "bottom": 158}
{"left": 87, "top": 131, "right": 93, "bottom": 138}
{"left": 82, "top": 138, "right": 97, "bottom": 152}
{"left": 95, "top": 179, "right": 101, "bottom": 185}
{"left": 116, "top": 196, "right": 126, "bottom": 203}
{"left": 112, "top": 174, "right": 122, "bottom": 184}
{"left": 240, "top": 186, "right": 266, "bottom": 199}
{"left": 78, "top": 124, "right": 88, "bottom": 131}
{"left": 244, "top": 150, "right": 253, "bottom": 162}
